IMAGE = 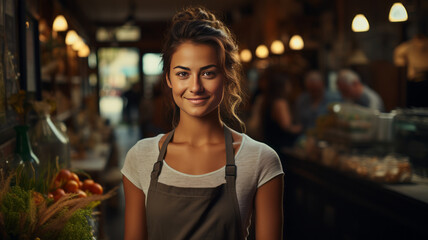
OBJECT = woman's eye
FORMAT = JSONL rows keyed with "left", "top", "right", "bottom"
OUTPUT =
{"left": 202, "top": 71, "right": 216, "bottom": 79}
{"left": 176, "top": 72, "right": 189, "bottom": 78}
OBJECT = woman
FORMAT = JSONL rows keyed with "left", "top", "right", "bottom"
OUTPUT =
{"left": 122, "top": 7, "right": 284, "bottom": 240}
{"left": 261, "top": 66, "right": 302, "bottom": 152}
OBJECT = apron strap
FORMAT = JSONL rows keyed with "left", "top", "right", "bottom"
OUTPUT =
{"left": 150, "top": 130, "right": 175, "bottom": 182}
{"left": 224, "top": 126, "right": 244, "bottom": 240}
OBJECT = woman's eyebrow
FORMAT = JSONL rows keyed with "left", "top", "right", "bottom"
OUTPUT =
{"left": 173, "top": 66, "right": 190, "bottom": 70}
{"left": 200, "top": 65, "right": 217, "bottom": 71}
{"left": 173, "top": 65, "right": 217, "bottom": 71}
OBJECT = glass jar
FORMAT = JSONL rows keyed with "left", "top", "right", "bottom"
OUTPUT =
{"left": 30, "top": 111, "right": 71, "bottom": 174}
{"left": 393, "top": 109, "right": 428, "bottom": 177}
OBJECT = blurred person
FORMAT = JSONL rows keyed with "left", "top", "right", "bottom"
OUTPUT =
{"left": 121, "top": 7, "right": 284, "bottom": 240}
{"left": 394, "top": 33, "right": 428, "bottom": 107}
{"left": 261, "top": 66, "right": 302, "bottom": 153}
{"left": 121, "top": 82, "right": 142, "bottom": 125}
{"left": 296, "top": 70, "right": 341, "bottom": 131}
{"left": 140, "top": 81, "right": 171, "bottom": 138}
{"left": 336, "top": 69, "right": 384, "bottom": 111}
{"left": 246, "top": 70, "right": 268, "bottom": 141}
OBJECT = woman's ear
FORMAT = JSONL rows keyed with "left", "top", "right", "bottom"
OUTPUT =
{"left": 166, "top": 74, "right": 172, "bottom": 88}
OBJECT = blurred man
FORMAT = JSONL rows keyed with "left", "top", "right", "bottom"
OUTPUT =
{"left": 296, "top": 70, "right": 341, "bottom": 130}
{"left": 336, "top": 69, "right": 384, "bottom": 111}
{"left": 394, "top": 33, "right": 428, "bottom": 107}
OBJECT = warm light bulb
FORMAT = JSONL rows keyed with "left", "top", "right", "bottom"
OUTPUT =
{"left": 78, "top": 44, "right": 90, "bottom": 58}
{"left": 255, "top": 45, "right": 269, "bottom": 59}
{"left": 72, "top": 36, "right": 84, "bottom": 51}
{"left": 65, "top": 30, "right": 79, "bottom": 45}
{"left": 289, "top": 35, "right": 304, "bottom": 50}
{"left": 53, "top": 15, "right": 68, "bottom": 32}
{"left": 240, "top": 49, "right": 252, "bottom": 62}
{"left": 270, "top": 40, "right": 285, "bottom": 54}
{"left": 352, "top": 14, "right": 370, "bottom": 32}
{"left": 389, "top": 3, "right": 408, "bottom": 22}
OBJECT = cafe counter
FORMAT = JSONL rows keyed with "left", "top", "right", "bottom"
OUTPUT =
{"left": 281, "top": 149, "right": 428, "bottom": 240}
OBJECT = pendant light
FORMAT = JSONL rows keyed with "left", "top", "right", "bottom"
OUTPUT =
{"left": 52, "top": 15, "right": 68, "bottom": 32}
{"left": 240, "top": 49, "right": 252, "bottom": 63}
{"left": 389, "top": 3, "right": 408, "bottom": 22}
{"left": 270, "top": 40, "right": 285, "bottom": 54}
{"left": 289, "top": 35, "right": 304, "bottom": 50}
{"left": 65, "top": 30, "right": 79, "bottom": 45}
{"left": 255, "top": 45, "right": 269, "bottom": 59}
{"left": 78, "top": 44, "right": 90, "bottom": 58}
{"left": 72, "top": 36, "right": 85, "bottom": 51}
{"left": 352, "top": 14, "right": 370, "bottom": 32}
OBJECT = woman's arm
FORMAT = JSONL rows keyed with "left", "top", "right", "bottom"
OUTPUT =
{"left": 272, "top": 99, "right": 302, "bottom": 134}
{"left": 254, "top": 175, "right": 284, "bottom": 240}
{"left": 123, "top": 175, "right": 147, "bottom": 240}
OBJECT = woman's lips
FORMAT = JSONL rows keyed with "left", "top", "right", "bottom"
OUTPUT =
{"left": 185, "top": 97, "right": 209, "bottom": 104}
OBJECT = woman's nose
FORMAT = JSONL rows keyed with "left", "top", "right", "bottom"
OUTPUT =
{"left": 190, "top": 75, "right": 204, "bottom": 93}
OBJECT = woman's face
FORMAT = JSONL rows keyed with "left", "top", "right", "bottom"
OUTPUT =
{"left": 167, "top": 42, "right": 224, "bottom": 119}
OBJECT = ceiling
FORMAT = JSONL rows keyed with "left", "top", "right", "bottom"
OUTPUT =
{"left": 71, "top": 0, "right": 252, "bottom": 24}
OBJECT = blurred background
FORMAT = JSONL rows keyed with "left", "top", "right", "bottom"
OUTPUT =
{"left": 1, "top": 0, "right": 428, "bottom": 239}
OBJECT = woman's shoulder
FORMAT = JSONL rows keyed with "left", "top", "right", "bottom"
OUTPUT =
{"left": 238, "top": 133, "right": 283, "bottom": 186}
{"left": 239, "top": 133, "right": 279, "bottom": 159}
{"left": 127, "top": 134, "right": 164, "bottom": 157}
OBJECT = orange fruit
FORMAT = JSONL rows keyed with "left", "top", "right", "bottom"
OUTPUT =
{"left": 81, "top": 179, "right": 94, "bottom": 191}
{"left": 69, "top": 172, "right": 80, "bottom": 182}
{"left": 76, "top": 189, "right": 87, "bottom": 198}
{"left": 88, "top": 183, "right": 103, "bottom": 195}
{"left": 53, "top": 188, "right": 66, "bottom": 202}
{"left": 64, "top": 180, "right": 79, "bottom": 193}
{"left": 55, "top": 169, "right": 71, "bottom": 182}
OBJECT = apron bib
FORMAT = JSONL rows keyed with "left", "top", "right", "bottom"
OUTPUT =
{"left": 146, "top": 127, "right": 244, "bottom": 240}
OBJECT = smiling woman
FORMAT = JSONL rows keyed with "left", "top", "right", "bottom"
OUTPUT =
{"left": 167, "top": 43, "right": 224, "bottom": 119}
{"left": 121, "top": 7, "right": 284, "bottom": 240}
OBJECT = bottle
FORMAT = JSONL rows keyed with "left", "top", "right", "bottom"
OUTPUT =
{"left": 30, "top": 101, "right": 71, "bottom": 175}
{"left": 13, "top": 125, "right": 40, "bottom": 189}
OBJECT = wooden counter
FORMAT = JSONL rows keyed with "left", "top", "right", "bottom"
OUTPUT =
{"left": 281, "top": 150, "right": 428, "bottom": 240}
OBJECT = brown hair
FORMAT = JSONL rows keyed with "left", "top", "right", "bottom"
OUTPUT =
{"left": 161, "top": 7, "right": 246, "bottom": 131}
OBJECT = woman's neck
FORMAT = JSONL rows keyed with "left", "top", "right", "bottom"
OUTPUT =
{"left": 174, "top": 110, "right": 224, "bottom": 146}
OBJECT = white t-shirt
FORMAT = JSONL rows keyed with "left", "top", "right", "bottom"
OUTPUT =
{"left": 121, "top": 132, "right": 284, "bottom": 237}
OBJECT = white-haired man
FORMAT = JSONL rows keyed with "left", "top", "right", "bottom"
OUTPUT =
{"left": 336, "top": 69, "right": 384, "bottom": 111}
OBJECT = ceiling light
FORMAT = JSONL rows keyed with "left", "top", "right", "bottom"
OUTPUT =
{"left": 389, "top": 3, "right": 408, "bottom": 22}
{"left": 289, "top": 35, "right": 304, "bottom": 50}
{"left": 72, "top": 36, "right": 84, "bottom": 51}
{"left": 270, "top": 40, "right": 285, "bottom": 54}
{"left": 240, "top": 49, "right": 252, "bottom": 62}
{"left": 78, "top": 44, "right": 90, "bottom": 58}
{"left": 53, "top": 15, "right": 68, "bottom": 32}
{"left": 65, "top": 30, "right": 79, "bottom": 45}
{"left": 255, "top": 45, "right": 269, "bottom": 59}
{"left": 352, "top": 14, "right": 370, "bottom": 32}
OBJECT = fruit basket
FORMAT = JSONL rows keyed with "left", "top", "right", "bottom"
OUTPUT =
{"left": 0, "top": 167, "right": 115, "bottom": 240}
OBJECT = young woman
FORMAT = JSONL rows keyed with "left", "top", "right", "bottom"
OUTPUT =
{"left": 261, "top": 66, "right": 302, "bottom": 152}
{"left": 122, "top": 7, "right": 284, "bottom": 240}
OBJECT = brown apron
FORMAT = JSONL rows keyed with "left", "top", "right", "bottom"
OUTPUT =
{"left": 146, "top": 127, "right": 244, "bottom": 240}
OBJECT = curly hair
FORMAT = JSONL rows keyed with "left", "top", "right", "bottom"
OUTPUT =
{"left": 161, "top": 7, "right": 246, "bottom": 131}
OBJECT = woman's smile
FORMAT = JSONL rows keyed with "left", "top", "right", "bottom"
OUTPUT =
{"left": 185, "top": 96, "right": 210, "bottom": 105}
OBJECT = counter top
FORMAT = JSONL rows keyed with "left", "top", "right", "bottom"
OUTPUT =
{"left": 70, "top": 143, "right": 110, "bottom": 172}
{"left": 281, "top": 149, "right": 428, "bottom": 238}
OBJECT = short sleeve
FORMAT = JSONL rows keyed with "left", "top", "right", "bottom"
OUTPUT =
{"left": 121, "top": 145, "right": 143, "bottom": 190}
{"left": 257, "top": 144, "right": 284, "bottom": 188}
